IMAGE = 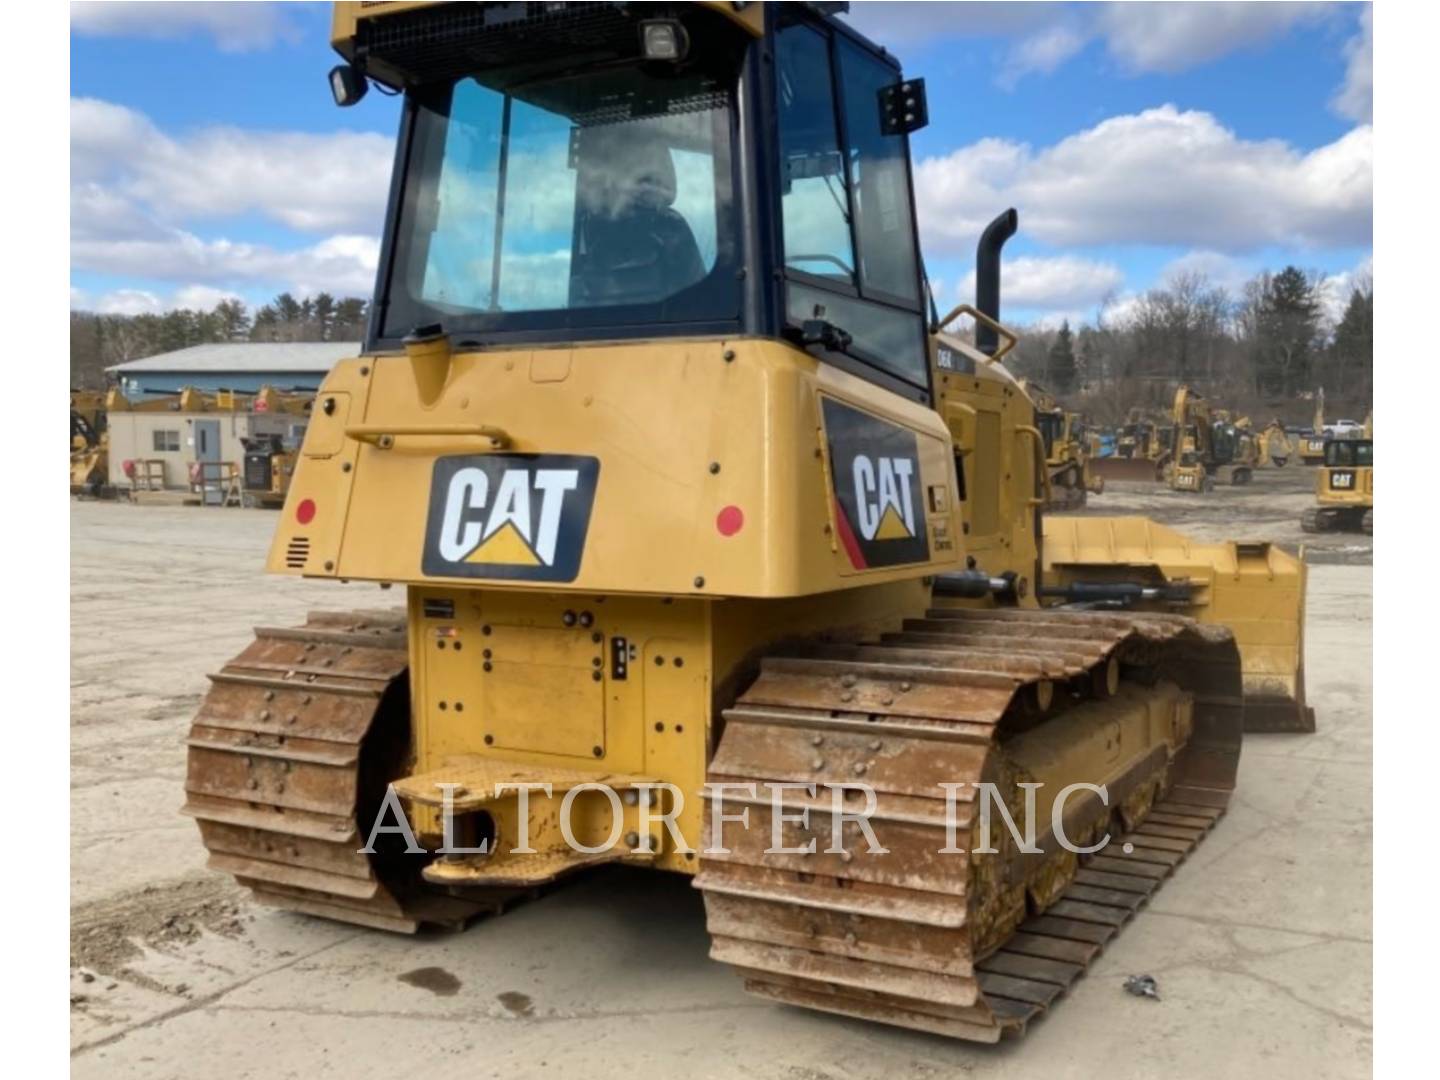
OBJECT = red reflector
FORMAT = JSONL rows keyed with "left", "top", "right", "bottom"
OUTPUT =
{"left": 296, "top": 498, "right": 316, "bottom": 525}
{"left": 716, "top": 505, "right": 744, "bottom": 537}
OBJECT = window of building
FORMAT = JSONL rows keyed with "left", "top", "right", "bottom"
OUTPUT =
{"left": 152, "top": 430, "right": 181, "bottom": 453}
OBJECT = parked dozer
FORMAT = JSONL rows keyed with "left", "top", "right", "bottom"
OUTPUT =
{"left": 1302, "top": 437, "right": 1373, "bottom": 534}
{"left": 1020, "top": 380, "right": 1104, "bottom": 510}
{"left": 185, "top": 2, "right": 1247, "bottom": 1044}
{"left": 1092, "top": 411, "right": 1170, "bottom": 482}
{"left": 70, "top": 390, "right": 109, "bottom": 497}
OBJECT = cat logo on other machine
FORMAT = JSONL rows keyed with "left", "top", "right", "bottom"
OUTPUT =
{"left": 822, "top": 397, "right": 929, "bottom": 569}
{"left": 422, "top": 455, "right": 599, "bottom": 582}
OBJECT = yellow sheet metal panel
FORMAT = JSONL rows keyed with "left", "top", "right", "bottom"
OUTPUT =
{"left": 271, "top": 339, "right": 961, "bottom": 598}
{"left": 403, "top": 577, "right": 926, "bottom": 874}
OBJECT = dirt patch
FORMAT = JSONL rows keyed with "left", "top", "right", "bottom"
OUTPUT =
{"left": 397, "top": 966, "right": 463, "bottom": 996}
{"left": 497, "top": 990, "right": 534, "bottom": 1016}
{"left": 70, "top": 876, "right": 249, "bottom": 992}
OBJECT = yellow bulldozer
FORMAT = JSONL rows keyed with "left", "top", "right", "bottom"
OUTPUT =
{"left": 70, "top": 389, "right": 109, "bottom": 497}
{"left": 1092, "top": 409, "right": 1170, "bottom": 482}
{"left": 185, "top": 2, "right": 1291, "bottom": 1044}
{"left": 1019, "top": 380, "right": 1104, "bottom": 510}
{"left": 1301, "top": 436, "right": 1373, "bottom": 535}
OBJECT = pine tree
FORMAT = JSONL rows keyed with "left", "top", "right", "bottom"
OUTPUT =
{"left": 1331, "top": 285, "right": 1372, "bottom": 401}
{"left": 1251, "top": 266, "right": 1320, "bottom": 397}
{"left": 1047, "top": 320, "right": 1077, "bottom": 393}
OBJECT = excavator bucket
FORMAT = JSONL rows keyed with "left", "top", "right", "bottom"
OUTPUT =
{"left": 1041, "top": 516, "right": 1315, "bottom": 733}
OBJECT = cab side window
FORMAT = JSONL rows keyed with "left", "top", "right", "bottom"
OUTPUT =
{"left": 775, "top": 18, "right": 928, "bottom": 394}
{"left": 775, "top": 25, "right": 855, "bottom": 284}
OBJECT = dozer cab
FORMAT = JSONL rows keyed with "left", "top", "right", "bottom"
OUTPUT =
{"left": 1302, "top": 437, "right": 1373, "bottom": 534}
{"left": 185, "top": 2, "right": 1247, "bottom": 1044}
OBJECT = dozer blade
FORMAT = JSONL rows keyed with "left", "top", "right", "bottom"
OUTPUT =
{"left": 1090, "top": 456, "right": 1165, "bottom": 483}
{"left": 696, "top": 607, "right": 1244, "bottom": 1042}
{"left": 1041, "top": 516, "right": 1316, "bottom": 733}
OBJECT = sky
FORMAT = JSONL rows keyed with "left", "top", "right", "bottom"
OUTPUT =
{"left": 69, "top": 0, "right": 1373, "bottom": 328}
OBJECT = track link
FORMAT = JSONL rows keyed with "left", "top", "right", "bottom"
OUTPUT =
{"left": 696, "top": 607, "right": 1242, "bottom": 1042}
{"left": 183, "top": 610, "right": 514, "bottom": 932}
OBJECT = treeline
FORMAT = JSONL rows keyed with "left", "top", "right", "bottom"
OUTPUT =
{"left": 69, "top": 293, "right": 370, "bottom": 389}
{"left": 1009, "top": 265, "right": 1373, "bottom": 425}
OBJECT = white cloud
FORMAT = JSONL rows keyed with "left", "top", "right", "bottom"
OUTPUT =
{"left": 72, "top": 231, "right": 381, "bottom": 298}
{"left": 71, "top": 98, "right": 393, "bottom": 235}
{"left": 1000, "top": 23, "right": 1089, "bottom": 88}
{"left": 70, "top": 98, "right": 387, "bottom": 301}
{"left": 1332, "top": 6, "right": 1372, "bottom": 122}
{"left": 843, "top": 2, "right": 1062, "bottom": 46}
{"left": 70, "top": 1, "right": 302, "bottom": 52}
{"left": 95, "top": 288, "right": 164, "bottom": 317}
{"left": 1316, "top": 253, "right": 1373, "bottom": 326}
{"left": 80, "top": 284, "right": 247, "bottom": 316}
{"left": 1155, "top": 250, "right": 1258, "bottom": 295}
{"left": 914, "top": 105, "right": 1372, "bottom": 256}
{"left": 1096, "top": 2, "right": 1332, "bottom": 74}
{"left": 959, "top": 255, "right": 1125, "bottom": 311}
{"left": 173, "top": 285, "right": 245, "bottom": 311}
{"left": 850, "top": 2, "right": 1348, "bottom": 95}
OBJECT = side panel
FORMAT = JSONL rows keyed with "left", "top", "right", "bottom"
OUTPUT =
{"left": 269, "top": 339, "right": 963, "bottom": 598}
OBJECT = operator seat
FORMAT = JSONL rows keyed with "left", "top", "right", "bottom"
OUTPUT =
{"left": 570, "top": 130, "right": 706, "bottom": 306}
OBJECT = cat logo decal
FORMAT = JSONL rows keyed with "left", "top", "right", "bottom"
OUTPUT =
{"left": 423, "top": 455, "right": 599, "bottom": 582}
{"left": 821, "top": 398, "right": 929, "bottom": 569}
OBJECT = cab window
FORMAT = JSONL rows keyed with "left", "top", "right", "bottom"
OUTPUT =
{"left": 775, "top": 17, "right": 927, "bottom": 393}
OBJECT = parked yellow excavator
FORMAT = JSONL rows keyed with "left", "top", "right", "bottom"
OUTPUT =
{"left": 1166, "top": 386, "right": 1266, "bottom": 491}
{"left": 1302, "top": 435, "right": 1373, "bottom": 535}
{"left": 186, "top": 1, "right": 1266, "bottom": 1044}
{"left": 1245, "top": 417, "right": 1293, "bottom": 467}
{"left": 1298, "top": 388, "right": 1328, "bottom": 465}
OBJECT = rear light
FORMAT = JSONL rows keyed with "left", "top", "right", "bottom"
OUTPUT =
{"left": 296, "top": 498, "right": 316, "bottom": 525}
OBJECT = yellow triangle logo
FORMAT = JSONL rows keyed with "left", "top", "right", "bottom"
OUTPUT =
{"left": 874, "top": 504, "right": 912, "bottom": 540}
{"left": 465, "top": 522, "right": 542, "bottom": 566}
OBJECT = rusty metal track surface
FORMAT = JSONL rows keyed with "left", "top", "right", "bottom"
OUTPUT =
{"left": 696, "top": 606, "right": 1243, "bottom": 1043}
{"left": 182, "top": 610, "right": 509, "bottom": 933}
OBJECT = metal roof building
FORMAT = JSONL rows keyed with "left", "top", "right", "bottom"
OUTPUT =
{"left": 107, "top": 342, "right": 360, "bottom": 397}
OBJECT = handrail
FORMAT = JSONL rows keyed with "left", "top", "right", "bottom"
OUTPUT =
{"left": 935, "top": 303, "right": 1019, "bottom": 362}
{"left": 1018, "top": 424, "right": 1053, "bottom": 508}
{"left": 346, "top": 424, "right": 510, "bottom": 450}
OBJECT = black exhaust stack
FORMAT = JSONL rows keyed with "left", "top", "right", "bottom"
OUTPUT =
{"left": 974, "top": 208, "right": 1018, "bottom": 355}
